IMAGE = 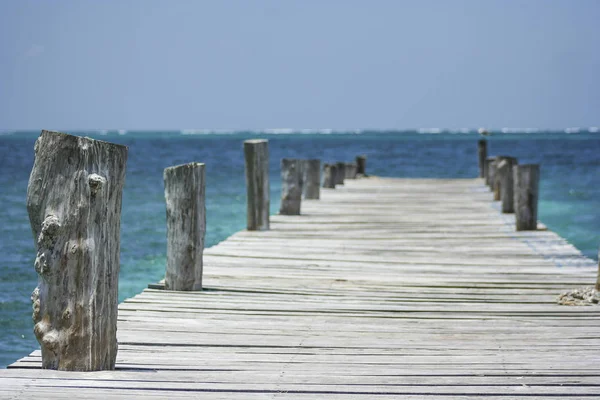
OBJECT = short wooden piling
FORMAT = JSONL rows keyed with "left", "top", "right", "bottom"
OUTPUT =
{"left": 493, "top": 156, "right": 516, "bottom": 201}
{"left": 26, "top": 130, "right": 127, "bottom": 371}
{"left": 478, "top": 140, "right": 487, "bottom": 178}
{"left": 164, "top": 162, "right": 206, "bottom": 291}
{"left": 486, "top": 157, "right": 497, "bottom": 189}
{"left": 280, "top": 158, "right": 303, "bottom": 215}
{"left": 356, "top": 155, "right": 367, "bottom": 176}
{"left": 496, "top": 156, "right": 518, "bottom": 213}
{"left": 345, "top": 163, "right": 358, "bottom": 179}
{"left": 303, "top": 159, "right": 321, "bottom": 199}
{"left": 322, "top": 164, "right": 336, "bottom": 188}
{"left": 244, "top": 139, "right": 270, "bottom": 230}
{"left": 514, "top": 164, "right": 540, "bottom": 231}
{"left": 335, "top": 162, "right": 346, "bottom": 185}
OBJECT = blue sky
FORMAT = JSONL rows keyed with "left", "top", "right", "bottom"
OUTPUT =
{"left": 1, "top": 0, "right": 598, "bottom": 130}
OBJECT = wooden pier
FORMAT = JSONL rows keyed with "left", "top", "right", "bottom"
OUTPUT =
{"left": 2, "top": 177, "right": 600, "bottom": 399}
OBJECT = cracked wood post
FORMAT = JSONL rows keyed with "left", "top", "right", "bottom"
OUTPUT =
{"left": 322, "top": 163, "right": 336, "bottom": 189}
{"left": 335, "top": 161, "right": 346, "bottom": 186}
{"left": 26, "top": 130, "right": 127, "bottom": 371}
{"left": 514, "top": 164, "right": 540, "bottom": 231}
{"left": 478, "top": 140, "right": 487, "bottom": 178}
{"left": 280, "top": 158, "right": 303, "bottom": 215}
{"left": 496, "top": 156, "right": 518, "bottom": 213}
{"left": 356, "top": 155, "right": 367, "bottom": 176}
{"left": 303, "top": 159, "right": 321, "bottom": 200}
{"left": 164, "top": 162, "right": 206, "bottom": 291}
{"left": 244, "top": 139, "right": 269, "bottom": 230}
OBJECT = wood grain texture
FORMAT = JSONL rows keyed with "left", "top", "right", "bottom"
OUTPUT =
{"left": 514, "top": 164, "right": 540, "bottom": 231}
{"left": 6, "top": 176, "right": 599, "bottom": 398}
{"left": 279, "top": 158, "right": 303, "bottom": 215}
{"left": 244, "top": 140, "right": 269, "bottom": 231}
{"left": 164, "top": 162, "right": 206, "bottom": 291}
{"left": 302, "top": 159, "right": 320, "bottom": 200}
{"left": 322, "top": 164, "right": 336, "bottom": 189}
{"left": 26, "top": 130, "right": 127, "bottom": 371}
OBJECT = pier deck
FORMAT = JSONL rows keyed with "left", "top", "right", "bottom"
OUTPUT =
{"left": 2, "top": 177, "right": 599, "bottom": 399}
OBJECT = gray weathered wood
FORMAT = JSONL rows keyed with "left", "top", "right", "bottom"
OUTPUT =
{"left": 486, "top": 157, "right": 497, "bottom": 189}
{"left": 26, "top": 130, "right": 127, "bottom": 371}
{"left": 335, "top": 162, "right": 346, "bottom": 185}
{"left": 280, "top": 158, "right": 303, "bottom": 215}
{"left": 356, "top": 155, "right": 367, "bottom": 176}
{"left": 303, "top": 159, "right": 321, "bottom": 199}
{"left": 345, "top": 163, "right": 358, "bottom": 179}
{"left": 495, "top": 156, "right": 518, "bottom": 213}
{"left": 514, "top": 164, "right": 540, "bottom": 231}
{"left": 164, "top": 163, "right": 206, "bottom": 291}
{"left": 243, "top": 139, "right": 269, "bottom": 230}
{"left": 322, "top": 164, "right": 336, "bottom": 189}
{"left": 477, "top": 140, "right": 487, "bottom": 178}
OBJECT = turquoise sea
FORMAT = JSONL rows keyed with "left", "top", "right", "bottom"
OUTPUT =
{"left": 1, "top": 129, "right": 599, "bottom": 368}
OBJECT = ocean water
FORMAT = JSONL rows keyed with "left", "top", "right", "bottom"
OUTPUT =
{"left": 0, "top": 129, "right": 599, "bottom": 368}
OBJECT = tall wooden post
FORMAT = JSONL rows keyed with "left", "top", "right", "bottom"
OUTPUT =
{"left": 514, "top": 164, "right": 540, "bottom": 231}
{"left": 280, "top": 158, "right": 303, "bottom": 215}
{"left": 356, "top": 155, "right": 367, "bottom": 176}
{"left": 26, "top": 130, "right": 127, "bottom": 371}
{"left": 164, "top": 163, "right": 206, "bottom": 291}
{"left": 303, "top": 159, "right": 321, "bottom": 199}
{"left": 322, "top": 164, "right": 336, "bottom": 188}
{"left": 496, "top": 156, "right": 518, "bottom": 213}
{"left": 478, "top": 140, "right": 487, "bottom": 178}
{"left": 335, "top": 162, "right": 346, "bottom": 185}
{"left": 244, "top": 139, "right": 270, "bottom": 231}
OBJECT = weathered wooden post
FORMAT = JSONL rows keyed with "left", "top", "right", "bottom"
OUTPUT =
{"left": 478, "top": 140, "right": 487, "bottom": 178}
{"left": 514, "top": 164, "right": 540, "bottom": 231}
{"left": 335, "top": 161, "right": 346, "bottom": 185}
{"left": 486, "top": 157, "right": 497, "bottom": 189}
{"left": 356, "top": 155, "right": 367, "bottom": 176}
{"left": 345, "top": 163, "right": 358, "bottom": 179}
{"left": 303, "top": 159, "right": 321, "bottom": 199}
{"left": 26, "top": 130, "right": 127, "bottom": 371}
{"left": 596, "top": 249, "right": 600, "bottom": 293}
{"left": 496, "top": 156, "right": 518, "bottom": 213}
{"left": 493, "top": 156, "right": 515, "bottom": 201}
{"left": 322, "top": 164, "right": 336, "bottom": 188}
{"left": 244, "top": 139, "right": 270, "bottom": 230}
{"left": 164, "top": 162, "right": 206, "bottom": 291}
{"left": 280, "top": 158, "right": 303, "bottom": 215}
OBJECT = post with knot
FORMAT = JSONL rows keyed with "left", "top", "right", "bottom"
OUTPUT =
{"left": 26, "top": 130, "right": 127, "bottom": 371}
{"left": 303, "top": 159, "right": 321, "bottom": 199}
{"left": 322, "top": 163, "right": 336, "bottom": 189}
{"left": 280, "top": 158, "right": 303, "bottom": 215}
{"left": 514, "top": 164, "right": 540, "bottom": 231}
{"left": 244, "top": 139, "right": 270, "bottom": 230}
{"left": 356, "top": 155, "right": 367, "bottom": 176}
{"left": 478, "top": 140, "right": 487, "bottom": 178}
{"left": 495, "top": 156, "right": 518, "bottom": 212}
{"left": 164, "top": 162, "right": 206, "bottom": 291}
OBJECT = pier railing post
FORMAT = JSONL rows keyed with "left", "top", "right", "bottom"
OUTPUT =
{"left": 345, "top": 163, "right": 358, "bottom": 179}
{"left": 164, "top": 162, "right": 206, "bottom": 291}
{"left": 514, "top": 164, "right": 540, "bottom": 231}
{"left": 26, "top": 130, "right": 127, "bottom": 371}
{"left": 496, "top": 156, "right": 518, "bottom": 213}
{"left": 323, "top": 164, "right": 336, "bottom": 188}
{"left": 303, "top": 159, "right": 321, "bottom": 199}
{"left": 244, "top": 139, "right": 270, "bottom": 230}
{"left": 478, "top": 140, "right": 487, "bottom": 178}
{"left": 335, "top": 161, "right": 346, "bottom": 186}
{"left": 280, "top": 158, "right": 303, "bottom": 215}
{"left": 356, "top": 155, "right": 367, "bottom": 176}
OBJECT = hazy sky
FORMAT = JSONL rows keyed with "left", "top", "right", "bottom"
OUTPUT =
{"left": 1, "top": 0, "right": 598, "bottom": 130}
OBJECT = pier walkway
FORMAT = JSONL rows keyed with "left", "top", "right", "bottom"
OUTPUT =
{"left": 2, "top": 177, "right": 600, "bottom": 399}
